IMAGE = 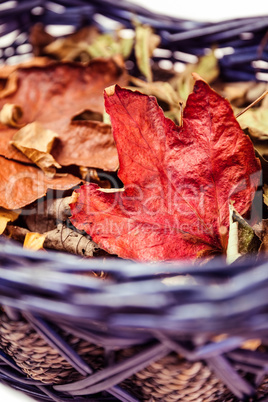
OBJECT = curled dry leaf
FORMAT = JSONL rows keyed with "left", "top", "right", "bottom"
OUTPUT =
{"left": 70, "top": 81, "right": 261, "bottom": 261}
{"left": 11, "top": 122, "right": 61, "bottom": 177}
{"left": 10, "top": 122, "right": 61, "bottom": 177}
{"left": 0, "top": 156, "right": 81, "bottom": 210}
{"left": 0, "top": 59, "right": 126, "bottom": 169}
{"left": 29, "top": 24, "right": 55, "bottom": 57}
{"left": 34, "top": 23, "right": 132, "bottom": 65}
{"left": 86, "top": 32, "right": 134, "bottom": 60}
{"left": 216, "top": 81, "right": 268, "bottom": 107}
{"left": 0, "top": 104, "right": 23, "bottom": 127}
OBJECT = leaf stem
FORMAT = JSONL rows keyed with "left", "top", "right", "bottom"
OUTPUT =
{"left": 236, "top": 89, "right": 268, "bottom": 118}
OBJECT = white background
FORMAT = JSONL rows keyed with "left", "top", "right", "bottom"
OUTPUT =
{"left": 0, "top": 0, "right": 268, "bottom": 401}
{"left": 130, "top": 0, "right": 268, "bottom": 21}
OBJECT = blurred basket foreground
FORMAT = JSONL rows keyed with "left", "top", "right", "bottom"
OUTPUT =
{"left": 0, "top": 239, "right": 268, "bottom": 401}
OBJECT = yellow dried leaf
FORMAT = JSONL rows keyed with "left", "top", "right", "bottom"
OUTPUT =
{"left": 128, "top": 77, "right": 182, "bottom": 124}
{"left": 129, "top": 76, "right": 180, "bottom": 107}
{"left": 172, "top": 51, "right": 219, "bottom": 101}
{"left": 10, "top": 122, "right": 61, "bottom": 177}
{"left": 43, "top": 26, "right": 99, "bottom": 61}
{"left": 23, "top": 232, "right": 46, "bottom": 251}
{"left": 263, "top": 184, "right": 268, "bottom": 206}
{"left": 45, "top": 38, "right": 89, "bottom": 61}
{"left": 236, "top": 102, "right": 268, "bottom": 139}
{"left": 194, "top": 51, "right": 219, "bottom": 84}
{"left": 135, "top": 24, "right": 160, "bottom": 82}
{"left": 70, "top": 191, "right": 79, "bottom": 205}
{"left": 0, "top": 104, "right": 23, "bottom": 127}
{"left": 241, "top": 339, "right": 261, "bottom": 351}
{"left": 0, "top": 207, "right": 21, "bottom": 234}
{"left": 219, "top": 81, "right": 267, "bottom": 107}
{"left": 86, "top": 32, "right": 134, "bottom": 60}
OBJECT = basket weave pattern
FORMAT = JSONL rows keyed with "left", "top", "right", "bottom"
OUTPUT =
{"left": 0, "top": 0, "right": 268, "bottom": 81}
{"left": 0, "top": 311, "right": 262, "bottom": 402}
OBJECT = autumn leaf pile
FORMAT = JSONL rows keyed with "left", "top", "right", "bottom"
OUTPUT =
{"left": 0, "top": 23, "right": 267, "bottom": 262}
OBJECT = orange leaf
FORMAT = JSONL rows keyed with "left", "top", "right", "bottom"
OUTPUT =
{"left": 0, "top": 59, "right": 126, "bottom": 169}
{"left": 0, "top": 156, "right": 81, "bottom": 209}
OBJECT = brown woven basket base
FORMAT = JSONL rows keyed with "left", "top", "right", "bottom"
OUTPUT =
{"left": 0, "top": 312, "right": 104, "bottom": 384}
{"left": 0, "top": 312, "right": 267, "bottom": 401}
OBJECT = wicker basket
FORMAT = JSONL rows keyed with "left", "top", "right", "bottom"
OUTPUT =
{"left": 0, "top": 0, "right": 268, "bottom": 80}
{"left": 0, "top": 239, "right": 268, "bottom": 401}
{"left": 0, "top": 1, "right": 268, "bottom": 401}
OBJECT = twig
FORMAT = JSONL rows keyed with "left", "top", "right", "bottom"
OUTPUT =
{"left": 6, "top": 223, "right": 98, "bottom": 257}
{"left": 45, "top": 224, "right": 98, "bottom": 257}
{"left": 25, "top": 196, "right": 72, "bottom": 233}
{"left": 236, "top": 89, "right": 268, "bottom": 118}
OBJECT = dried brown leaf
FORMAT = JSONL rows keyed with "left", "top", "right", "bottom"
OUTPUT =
{"left": 0, "top": 156, "right": 81, "bottom": 209}
{"left": 0, "top": 57, "right": 55, "bottom": 98}
{"left": 0, "top": 59, "right": 126, "bottom": 169}
{"left": 216, "top": 81, "right": 268, "bottom": 107}
{"left": 51, "top": 120, "right": 118, "bottom": 170}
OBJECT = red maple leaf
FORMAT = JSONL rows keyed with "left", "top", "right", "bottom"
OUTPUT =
{"left": 70, "top": 79, "right": 261, "bottom": 261}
